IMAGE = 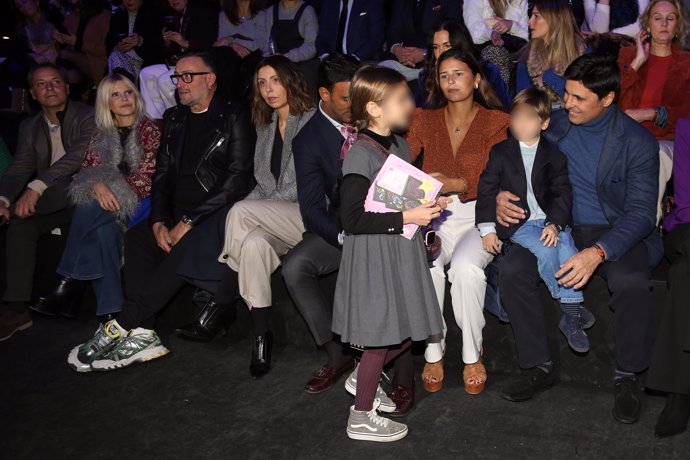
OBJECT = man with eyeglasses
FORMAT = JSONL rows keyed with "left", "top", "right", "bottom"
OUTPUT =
{"left": 0, "top": 63, "right": 95, "bottom": 341}
{"left": 67, "top": 52, "right": 256, "bottom": 372}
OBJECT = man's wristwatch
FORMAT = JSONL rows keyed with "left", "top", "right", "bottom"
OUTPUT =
{"left": 181, "top": 215, "right": 194, "bottom": 227}
{"left": 545, "top": 222, "right": 563, "bottom": 233}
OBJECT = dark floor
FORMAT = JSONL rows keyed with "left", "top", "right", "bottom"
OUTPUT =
{"left": 1, "top": 269, "right": 689, "bottom": 460}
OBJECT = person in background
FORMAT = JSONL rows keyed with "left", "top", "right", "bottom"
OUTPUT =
{"left": 214, "top": 0, "right": 267, "bottom": 58}
{"left": 67, "top": 53, "right": 255, "bottom": 372}
{"left": 30, "top": 74, "right": 159, "bottom": 324}
{"left": 315, "top": 0, "right": 386, "bottom": 62}
{"left": 582, "top": 0, "right": 649, "bottom": 38}
{"left": 647, "top": 118, "right": 690, "bottom": 439}
{"left": 106, "top": 0, "right": 165, "bottom": 81}
{"left": 617, "top": 0, "right": 690, "bottom": 222}
{"left": 216, "top": 56, "right": 315, "bottom": 379}
{"left": 263, "top": 0, "right": 318, "bottom": 62}
{"left": 381, "top": 0, "right": 462, "bottom": 81}
{"left": 463, "top": 0, "right": 529, "bottom": 86}
{"left": 53, "top": 0, "right": 111, "bottom": 88}
{"left": 0, "top": 63, "right": 95, "bottom": 342}
{"left": 334, "top": 65, "right": 448, "bottom": 442}
{"left": 139, "top": 0, "right": 218, "bottom": 120}
{"left": 416, "top": 19, "right": 511, "bottom": 109}
{"left": 515, "top": 0, "right": 587, "bottom": 109}
{"left": 497, "top": 54, "right": 660, "bottom": 425}
{"left": 407, "top": 48, "right": 509, "bottom": 396}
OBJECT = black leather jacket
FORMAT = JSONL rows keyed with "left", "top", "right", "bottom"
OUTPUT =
{"left": 150, "top": 95, "right": 256, "bottom": 226}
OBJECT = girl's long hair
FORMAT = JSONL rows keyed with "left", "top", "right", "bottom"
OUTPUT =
{"left": 430, "top": 48, "right": 504, "bottom": 111}
{"left": 251, "top": 55, "right": 315, "bottom": 127}
{"left": 349, "top": 65, "right": 407, "bottom": 132}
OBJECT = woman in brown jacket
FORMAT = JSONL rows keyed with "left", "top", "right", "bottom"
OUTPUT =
{"left": 407, "top": 48, "right": 509, "bottom": 396}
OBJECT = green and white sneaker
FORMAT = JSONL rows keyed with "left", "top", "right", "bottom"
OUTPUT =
{"left": 90, "top": 328, "right": 170, "bottom": 372}
{"left": 345, "top": 364, "right": 396, "bottom": 413}
{"left": 347, "top": 399, "right": 408, "bottom": 442}
{"left": 67, "top": 320, "right": 127, "bottom": 373}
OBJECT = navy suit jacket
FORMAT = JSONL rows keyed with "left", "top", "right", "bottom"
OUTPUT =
{"left": 292, "top": 109, "right": 345, "bottom": 248}
{"left": 387, "top": 0, "right": 462, "bottom": 49}
{"left": 544, "top": 107, "right": 663, "bottom": 266}
{"left": 476, "top": 137, "right": 572, "bottom": 241}
{"left": 316, "top": 0, "right": 385, "bottom": 61}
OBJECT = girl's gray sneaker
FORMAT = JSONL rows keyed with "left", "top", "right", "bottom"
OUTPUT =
{"left": 347, "top": 399, "right": 408, "bottom": 442}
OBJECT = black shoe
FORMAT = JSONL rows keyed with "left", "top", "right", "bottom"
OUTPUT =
{"left": 249, "top": 331, "right": 273, "bottom": 379}
{"left": 655, "top": 393, "right": 690, "bottom": 438}
{"left": 613, "top": 377, "right": 643, "bottom": 424}
{"left": 30, "top": 277, "right": 84, "bottom": 318}
{"left": 0, "top": 307, "right": 33, "bottom": 341}
{"left": 499, "top": 367, "right": 557, "bottom": 402}
{"left": 176, "top": 300, "right": 236, "bottom": 342}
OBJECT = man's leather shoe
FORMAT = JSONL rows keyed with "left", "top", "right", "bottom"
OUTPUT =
{"left": 655, "top": 393, "right": 690, "bottom": 438}
{"left": 304, "top": 358, "right": 355, "bottom": 394}
{"left": 30, "top": 277, "right": 84, "bottom": 318}
{"left": 176, "top": 300, "right": 236, "bottom": 342}
{"left": 499, "top": 367, "right": 557, "bottom": 402}
{"left": 389, "top": 383, "right": 415, "bottom": 417}
{"left": 613, "top": 377, "right": 643, "bottom": 424}
{"left": 249, "top": 331, "right": 273, "bottom": 379}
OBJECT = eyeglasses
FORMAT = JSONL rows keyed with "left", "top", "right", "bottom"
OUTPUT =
{"left": 170, "top": 72, "right": 210, "bottom": 85}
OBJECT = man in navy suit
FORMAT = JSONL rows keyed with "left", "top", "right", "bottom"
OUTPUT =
{"left": 316, "top": 0, "right": 385, "bottom": 62}
{"left": 283, "top": 53, "right": 360, "bottom": 394}
{"left": 495, "top": 54, "right": 661, "bottom": 425}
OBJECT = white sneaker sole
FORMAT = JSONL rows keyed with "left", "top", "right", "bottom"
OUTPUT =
{"left": 344, "top": 378, "right": 396, "bottom": 413}
{"left": 67, "top": 345, "right": 92, "bottom": 373}
{"left": 347, "top": 426, "right": 408, "bottom": 442}
{"left": 90, "top": 345, "right": 170, "bottom": 371}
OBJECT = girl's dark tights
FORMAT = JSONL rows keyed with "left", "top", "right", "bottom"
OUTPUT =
{"left": 354, "top": 340, "right": 412, "bottom": 411}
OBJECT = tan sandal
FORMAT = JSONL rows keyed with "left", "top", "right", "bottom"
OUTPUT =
{"left": 463, "top": 352, "right": 487, "bottom": 395}
{"left": 422, "top": 359, "right": 444, "bottom": 393}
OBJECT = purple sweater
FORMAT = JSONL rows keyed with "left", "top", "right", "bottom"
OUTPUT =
{"left": 664, "top": 118, "right": 690, "bottom": 232}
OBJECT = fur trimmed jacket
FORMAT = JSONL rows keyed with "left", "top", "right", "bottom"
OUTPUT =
{"left": 68, "top": 116, "right": 160, "bottom": 221}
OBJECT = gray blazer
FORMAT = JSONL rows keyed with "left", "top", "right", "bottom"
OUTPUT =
{"left": 0, "top": 101, "right": 95, "bottom": 203}
{"left": 247, "top": 109, "right": 315, "bottom": 202}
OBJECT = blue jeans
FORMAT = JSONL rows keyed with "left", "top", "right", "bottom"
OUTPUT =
{"left": 510, "top": 219, "right": 584, "bottom": 304}
{"left": 57, "top": 201, "right": 125, "bottom": 316}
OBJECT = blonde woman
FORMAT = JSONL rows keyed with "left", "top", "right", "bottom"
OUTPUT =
{"left": 515, "top": 0, "right": 588, "bottom": 109}
{"left": 31, "top": 73, "right": 160, "bottom": 321}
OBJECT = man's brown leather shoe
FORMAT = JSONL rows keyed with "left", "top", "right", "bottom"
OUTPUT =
{"left": 389, "top": 383, "right": 415, "bottom": 417}
{"left": 304, "top": 358, "right": 356, "bottom": 394}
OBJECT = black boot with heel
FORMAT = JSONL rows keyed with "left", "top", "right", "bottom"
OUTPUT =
{"left": 176, "top": 299, "right": 236, "bottom": 342}
{"left": 30, "top": 277, "right": 85, "bottom": 319}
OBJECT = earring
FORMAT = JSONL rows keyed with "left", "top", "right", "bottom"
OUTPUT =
{"left": 474, "top": 83, "right": 479, "bottom": 89}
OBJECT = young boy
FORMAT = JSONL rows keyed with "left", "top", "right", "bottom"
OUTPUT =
{"left": 475, "top": 88, "right": 594, "bottom": 353}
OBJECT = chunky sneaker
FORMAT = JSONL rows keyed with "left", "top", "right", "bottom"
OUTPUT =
{"left": 90, "top": 328, "right": 169, "bottom": 372}
{"left": 580, "top": 306, "right": 596, "bottom": 330}
{"left": 345, "top": 365, "right": 396, "bottom": 413}
{"left": 347, "top": 399, "right": 408, "bottom": 442}
{"left": 67, "top": 320, "right": 127, "bottom": 373}
{"left": 559, "top": 314, "right": 590, "bottom": 353}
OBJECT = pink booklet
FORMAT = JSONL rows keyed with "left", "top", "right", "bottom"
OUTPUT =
{"left": 364, "top": 154, "right": 443, "bottom": 240}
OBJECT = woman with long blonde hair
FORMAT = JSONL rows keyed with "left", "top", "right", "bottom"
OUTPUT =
{"left": 515, "top": 0, "right": 588, "bottom": 109}
{"left": 31, "top": 73, "right": 160, "bottom": 328}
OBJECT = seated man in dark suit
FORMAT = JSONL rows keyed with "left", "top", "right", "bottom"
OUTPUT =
{"left": 380, "top": 0, "right": 462, "bottom": 80}
{"left": 495, "top": 54, "right": 662, "bottom": 425}
{"left": 316, "top": 0, "right": 385, "bottom": 62}
{"left": 0, "top": 63, "right": 95, "bottom": 341}
{"left": 106, "top": 0, "right": 166, "bottom": 80}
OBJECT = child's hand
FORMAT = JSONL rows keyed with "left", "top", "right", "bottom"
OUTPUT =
{"left": 540, "top": 224, "right": 559, "bottom": 247}
{"left": 482, "top": 232, "right": 502, "bottom": 255}
{"left": 437, "top": 196, "right": 453, "bottom": 210}
{"left": 403, "top": 201, "right": 442, "bottom": 226}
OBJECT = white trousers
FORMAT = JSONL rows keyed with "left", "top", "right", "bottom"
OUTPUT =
{"left": 658, "top": 140, "right": 675, "bottom": 224}
{"left": 425, "top": 198, "right": 494, "bottom": 364}
{"left": 378, "top": 60, "right": 423, "bottom": 82}
{"left": 139, "top": 64, "right": 176, "bottom": 120}
{"left": 219, "top": 200, "right": 305, "bottom": 309}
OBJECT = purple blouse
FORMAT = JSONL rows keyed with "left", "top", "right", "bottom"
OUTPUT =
{"left": 664, "top": 118, "right": 690, "bottom": 232}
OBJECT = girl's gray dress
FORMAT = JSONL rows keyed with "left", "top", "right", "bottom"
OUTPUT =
{"left": 332, "top": 135, "right": 444, "bottom": 347}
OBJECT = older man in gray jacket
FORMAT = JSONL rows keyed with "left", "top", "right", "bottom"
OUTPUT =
{"left": 0, "top": 63, "right": 95, "bottom": 341}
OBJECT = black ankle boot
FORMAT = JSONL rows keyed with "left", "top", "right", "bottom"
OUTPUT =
{"left": 176, "top": 300, "right": 236, "bottom": 342}
{"left": 655, "top": 393, "right": 690, "bottom": 438}
{"left": 30, "top": 277, "right": 84, "bottom": 318}
{"left": 249, "top": 331, "right": 273, "bottom": 379}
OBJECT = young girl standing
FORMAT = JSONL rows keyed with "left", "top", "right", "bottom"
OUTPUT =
{"left": 332, "top": 66, "right": 448, "bottom": 442}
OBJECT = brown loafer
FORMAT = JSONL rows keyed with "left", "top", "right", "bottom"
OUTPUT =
{"left": 304, "top": 358, "right": 356, "bottom": 394}
{"left": 389, "top": 383, "right": 415, "bottom": 417}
